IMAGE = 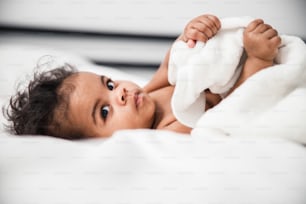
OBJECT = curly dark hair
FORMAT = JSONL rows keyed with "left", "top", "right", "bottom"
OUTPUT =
{"left": 2, "top": 63, "right": 84, "bottom": 140}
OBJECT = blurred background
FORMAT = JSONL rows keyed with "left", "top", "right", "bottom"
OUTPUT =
{"left": 0, "top": 0, "right": 305, "bottom": 77}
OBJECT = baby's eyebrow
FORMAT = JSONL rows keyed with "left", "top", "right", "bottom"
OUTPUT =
{"left": 100, "top": 75, "right": 106, "bottom": 87}
{"left": 92, "top": 99, "right": 99, "bottom": 125}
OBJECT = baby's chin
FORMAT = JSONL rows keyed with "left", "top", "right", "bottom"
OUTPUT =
{"left": 137, "top": 96, "right": 156, "bottom": 128}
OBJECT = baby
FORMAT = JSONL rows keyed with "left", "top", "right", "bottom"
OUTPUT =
{"left": 3, "top": 14, "right": 281, "bottom": 139}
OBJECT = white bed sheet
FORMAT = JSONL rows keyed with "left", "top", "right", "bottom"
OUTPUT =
{"left": 0, "top": 44, "right": 306, "bottom": 204}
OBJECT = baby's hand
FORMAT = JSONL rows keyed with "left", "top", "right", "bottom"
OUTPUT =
{"left": 180, "top": 14, "right": 221, "bottom": 48}
{"left": 244, "top": 19, "right": 281, "bottom": 62}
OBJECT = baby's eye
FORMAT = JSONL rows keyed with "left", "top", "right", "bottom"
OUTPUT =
{"left": 107, "top": 80, "right": 115, "bottom": 91}
{"left": 101, "top": 105, "right": 110, "bottom": 119}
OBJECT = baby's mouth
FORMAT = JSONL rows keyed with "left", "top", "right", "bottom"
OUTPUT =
{"left": 134, "top": 91, "right": 143, "bottom": 108}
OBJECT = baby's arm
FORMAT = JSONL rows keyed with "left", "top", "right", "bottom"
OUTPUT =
{"left": 143, "top": 14, "right": 221, "bottom": 93}
{"left": 227, "top": 19, "right": 281, "bottom": 94}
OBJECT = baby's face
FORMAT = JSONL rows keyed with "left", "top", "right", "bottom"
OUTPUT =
{"left": 63, "top": 71, "right": 156, "bottom": 138}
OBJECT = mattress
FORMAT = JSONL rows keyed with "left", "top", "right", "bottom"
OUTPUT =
{"left": 0, "top": 43, "right": 306, "bottom": 204}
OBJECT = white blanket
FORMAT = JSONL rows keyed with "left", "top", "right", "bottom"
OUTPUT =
{"left": 168, "top": 17, "right": 306, "bottom": 144}
{"left": 1, "top": 43, "right": 306, "bottom": 204}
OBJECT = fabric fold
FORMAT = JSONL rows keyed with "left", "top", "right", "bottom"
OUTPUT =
{"left": 168, "top": 17, "right": 306, "bottom": 144}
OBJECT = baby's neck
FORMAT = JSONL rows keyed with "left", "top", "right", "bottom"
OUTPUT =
{"left": 148, "top": 86, "right": 175, "bottom": 130}
{"left": 150, "top": 99, "right": 163, "bottom": 129}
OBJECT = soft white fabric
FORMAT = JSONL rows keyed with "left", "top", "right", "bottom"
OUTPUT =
{"left": 1, "top": 130, "right": 306, "bottom": 204}
{"left": 1, "top": 42, "right": 306, "bottom": 204}
{"left": 168, "top": 17, "right": 306, "bottom": 144}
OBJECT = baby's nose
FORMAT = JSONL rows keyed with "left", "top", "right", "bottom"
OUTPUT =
{"left": 117, "top": 87, "right": 127, "bottom": 105}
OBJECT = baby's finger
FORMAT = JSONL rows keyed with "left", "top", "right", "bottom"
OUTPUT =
{"left": 206, "top": 15, "right": 221, "bottom": 30}
{"left": 263, "top": 28, "right": 278, "bottom": 39}
{"left": 254, "top": 23, "right": 271, "bottom": 33}
{"left": 199, "top": 18, "right": 218, "bottom": 34}
{"left": 192, "top": 22, "right": 214, "bottom": 38}
{"left": 245, "top": 19, "right": 264, "bottom": 32}
{"left": 185, "top": 28, "right": 209, "bottom": 42}
{"left": 270, "top": 35, "right": 282, "bottom": 47}
{"left": 187, "top": 39, "right": 196, "bottom": 48}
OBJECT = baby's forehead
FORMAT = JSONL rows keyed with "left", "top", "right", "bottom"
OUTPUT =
{"left": 69, "top": 71, "right": 137, "bottom": 87}
{"left": 76, "top": 71, "right": 99, "bottom": 77}
{"left": 65, "top": 71, "right": 100, "bottom": 83}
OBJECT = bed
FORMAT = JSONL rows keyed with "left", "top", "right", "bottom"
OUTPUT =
{"left": 1, "top": 42, "right": 306, "bottom": 204}
{"left": 1, "top": 1, "right": 306, "bottom": 203}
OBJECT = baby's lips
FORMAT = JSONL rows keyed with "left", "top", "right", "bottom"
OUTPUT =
{"left": 125, "top": 89, "right": 142, "bottom": 108}
{"left": 134, "top": 92, "right": 144, "bottom": 108}
{"left": 133, "top": 92, "right": 138, "bottom": 107}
